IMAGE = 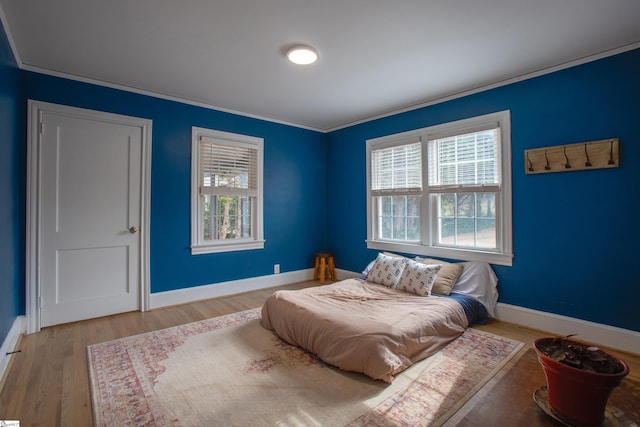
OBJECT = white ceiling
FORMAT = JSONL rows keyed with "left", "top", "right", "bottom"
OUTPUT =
{"left": 1, "top": 1, "right": 639, "bottom": 131}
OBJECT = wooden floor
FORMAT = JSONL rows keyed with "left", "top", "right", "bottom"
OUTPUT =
{"left": 1, "top": 281, "right": 638, "bottom": 426}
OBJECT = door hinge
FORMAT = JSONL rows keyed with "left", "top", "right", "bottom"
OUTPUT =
{"left": 39, "top": 120, "right": 44, "bottom": 135}
{"left": 38, "top": 296, "right": 43, "bottom": 309}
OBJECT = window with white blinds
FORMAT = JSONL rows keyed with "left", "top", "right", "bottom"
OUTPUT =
{"left": 191, "top": 127, "right": 264, "bottom": 254}
{"left": 371, "top": 140, "right": 422, "bottom": 194}
{"left": 199, "top": 140, "right": 258, "bottom": 196}
{"left": 366, "top": 111, "right": 513, "bottom": 266}
{"left": 427, "top": 128, "right": 499, "bottom": 188}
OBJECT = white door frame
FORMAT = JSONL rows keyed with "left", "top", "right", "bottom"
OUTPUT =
{"left": 26, "top": 100, "right": 152, "bottom": 334}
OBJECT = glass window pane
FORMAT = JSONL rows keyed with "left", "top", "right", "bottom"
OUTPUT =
{"left": 239, "top": 196, "right": 252, "bottom": 238}
{"left": 476, "top": 219, "right": 496, "bottom": 248}
{"left": 439, "top": 217, "right": 455, "bottom": 244}
{"left": 380, "top": 196, "right": 391, "bottom": 216}
{"left": 435, "top": 192, "right": 497, "bottom": 250}
{"left": 455, "top": 218, "right": 475, "bottom": 246}
{"left": 393, "top": 215, "right": 406, "bottom": 240}
{"left": 476, "top": 193, "right": 495, "bottom": 219}
{"left": 407, "top": 196, "right": 419, "bottom": 217}
{"left": 207, "top": 195, "right": 253, "bottom": 240}
{"left": 392, "top": 196, "right": 406, "bottom": 217}
{"left": 407, "top": 217, "right": 420, "bottom": 240}
{"left": 202, "top": 195, "right": 212, "bottom": 241}
{"left": 456, "top": 193, "right": 475, "bottom": 218}
{"left": 376, "top": 195, "right": 420, "bottom": 241}
{"left": 381, "top": 216, "right": 392, "bottom": 239}
{"left": 439, "top": 193, "right": 455, "bottom": 217}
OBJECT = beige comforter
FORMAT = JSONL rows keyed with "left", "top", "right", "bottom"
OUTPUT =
{"left": 261, "top": 278, "right": 468, "bottom": 383}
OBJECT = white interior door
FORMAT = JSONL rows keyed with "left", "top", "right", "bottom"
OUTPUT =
{"left": 29, "top": 102, "right": 151, "bottom": 328}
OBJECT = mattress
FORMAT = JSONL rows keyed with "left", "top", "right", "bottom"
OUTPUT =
{"left": 261, "top": 278, "right": 470, "bottom": 382}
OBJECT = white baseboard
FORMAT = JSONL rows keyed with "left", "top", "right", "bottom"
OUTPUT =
{"left": 150, "top": 268, "right": 361, "bottom": 309}
{"left": 0, "top": 315, "right": 26, "bottom": 392}
{"left": 494, "top": 303, "right": 640, "bottom": 355}
{"left": 150, "top": 269, "right": 316, "bottom": 309}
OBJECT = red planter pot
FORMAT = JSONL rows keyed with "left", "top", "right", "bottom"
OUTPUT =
{"left": 534, "top": 337, "right": 629, "bottom": 426}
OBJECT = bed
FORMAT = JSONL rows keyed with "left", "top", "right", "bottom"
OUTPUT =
{"left": 261, "top": 253, "right": 499, "bottom": 383}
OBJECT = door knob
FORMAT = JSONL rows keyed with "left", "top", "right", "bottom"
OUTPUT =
{"left": 129, "top": 226, "right": 138, "bottom": 234}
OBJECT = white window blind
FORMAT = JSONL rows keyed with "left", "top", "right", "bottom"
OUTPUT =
{"left": 371, "top": 140, "right": 422, "bottom": 195}
{"left": 200, "top": 138, "right": 258, "bottom": 197}
{"left": 428, "top": 128, "right": 499, "bottom": 189}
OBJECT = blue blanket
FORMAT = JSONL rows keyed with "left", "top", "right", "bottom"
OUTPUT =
{"left": 441, "top": 292, "right": 489, "bottom": 325}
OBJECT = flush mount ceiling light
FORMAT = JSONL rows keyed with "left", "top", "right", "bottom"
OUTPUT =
{"left": 286, "top": 45, "right": 318, "bottom": 65}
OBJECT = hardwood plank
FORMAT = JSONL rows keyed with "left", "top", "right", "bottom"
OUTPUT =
{"left": 447, "top": 348, "right": 558, "bottom": 426}
{"left": 452, "top": 347, "right": 639, "bottom": 426}
{"left": 1, "top": 281, "right": 637, "bottom": 426}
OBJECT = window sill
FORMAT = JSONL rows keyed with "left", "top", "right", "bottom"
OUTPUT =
{"left": 366, "top": 240, "right": 513, "bottom": 266}
{"left": 191, "top": 239, "right": 265, "bottom": 255}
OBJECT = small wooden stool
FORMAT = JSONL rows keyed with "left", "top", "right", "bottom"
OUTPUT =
{"left": 313, "top": 252, "right": 337, "bottom": 284}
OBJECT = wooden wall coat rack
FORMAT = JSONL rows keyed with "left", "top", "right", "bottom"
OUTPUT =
{"left": 524, "top": 138, "right": 619, "bottom": 175}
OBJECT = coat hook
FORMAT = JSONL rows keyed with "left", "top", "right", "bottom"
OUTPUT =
{"left": 563, "top": 146, "right": 571, "bottom": 168}
{"left": 527, "top": 152, "right": 534, "bottom": 172}
{"left": 584, "top": 143, "right": 592, "bottom": 167}
{"left": 544, "top": 150, "right": 551, "bottom": 170}
{"left": 608, "top": 140, "right": 615, "bottom": 165}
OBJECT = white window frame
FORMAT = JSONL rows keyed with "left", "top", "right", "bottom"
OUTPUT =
{"left": 366, "top": 111, "right": 513, "bottom": 266}
{"left": 191, "top": 127, "right": 264, "bottom": 254}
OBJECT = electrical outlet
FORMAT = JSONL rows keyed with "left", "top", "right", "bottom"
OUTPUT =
{"left": 274, "top": 264, "right": 280, "bottom": 274}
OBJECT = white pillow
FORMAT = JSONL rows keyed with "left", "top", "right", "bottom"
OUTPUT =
{"left": 366, "top": 253, "right": 408, "bottom": 287}
{"left": 362, "top": 251, "right": 406, "bottom": 275}
{"left": 362, "top": 259, "right": 376, "bottom": 275}
{"left": 452, "top": 262, "right": 499, "bottom": 317}
{"left": 396, "top": 260, "right": 442, "bottom": 296}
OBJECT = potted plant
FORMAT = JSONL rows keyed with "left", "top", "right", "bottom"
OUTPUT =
{"left": 533, "top": 336, "right": 629, "bottom": 426}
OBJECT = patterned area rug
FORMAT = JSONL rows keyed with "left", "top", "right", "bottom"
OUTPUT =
{"left": 88, "top": 309, "right": 523, "bottom": 426}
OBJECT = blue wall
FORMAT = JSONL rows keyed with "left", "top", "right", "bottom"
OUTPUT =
{"left": 2, "top": 14, "right": 639, "bottom": 353}
{"left": 0, "top": 20, "right": 21, "bottom": 346}
{"left": 20, "top": 73, "right": 328, "bottom": 294}
{"left": 327, "top": 48, "right": 640, "bottom": 332}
